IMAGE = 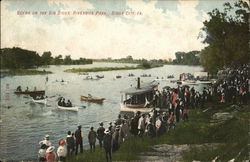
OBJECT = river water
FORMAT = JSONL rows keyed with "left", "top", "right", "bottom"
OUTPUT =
{"left": 0, "top": 62, "right": 203, "bottom": 161}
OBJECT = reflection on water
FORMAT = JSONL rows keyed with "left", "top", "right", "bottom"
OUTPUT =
{"left": 0, "top": 62, "right": 204, "bottom": 160}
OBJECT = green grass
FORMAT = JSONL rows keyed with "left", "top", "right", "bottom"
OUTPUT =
{"left": 64, "top": 64, "right": 164, "bottom": 73}
{"left": 0, "top": 69, "right": 52, "bottom": 75}
{"left": 67, "top": 101, "right": 250, "bottom": 162}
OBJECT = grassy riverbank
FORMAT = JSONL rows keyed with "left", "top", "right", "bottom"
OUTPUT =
{"left": 0, "top": 69, "right": 52, "bottom": 75}
{"left": 64, "top": 63, "right": 163, "bottom": 73}
{"left": 67, "top": 100, "right": 249, "bottom": 161}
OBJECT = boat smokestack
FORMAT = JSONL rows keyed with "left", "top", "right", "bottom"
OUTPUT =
{"left": 137, "top": 77, "right": 140, "bottom": 89}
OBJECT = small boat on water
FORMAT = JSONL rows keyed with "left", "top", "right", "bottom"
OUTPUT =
{"left": 80, "top": 95, "right": 105, "bottom": 103}
{"left": 177, "top": 80, "right": 197, "bottom": 85}
{"left": 15, "top": 90, "right": 45, "bottom": 95}
{"left": 57, "top": 105, "right": 79, "bottom": 111}
{"left": 177, "top": 80, "right": 213, "bottom": 85}
{"left": 167, "top": 75, "right": 174, "bottom": 79}
{"left": 116, "top": 75, "right": 122, "bottom": 79}
{"left": 84, "top": 76, "right": 100, "bottom": 80}
{"left": 32, "top": 98, "right": 47, "bottom": 104}
{"left": 140, "top": 74, "right": 151, "bottom": 77}
{"left": 78, "top": 72, "right": 89, "bottom": 75}
{"left": 96, "top": 75, "right": 104, "bottom": 79}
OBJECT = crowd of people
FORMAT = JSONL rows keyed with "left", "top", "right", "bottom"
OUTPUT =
{"left": 215, "top": 64, "right": 249, "bottom": 105}
{"left": 38, "top": 64, "right": 249, "bottom": 162}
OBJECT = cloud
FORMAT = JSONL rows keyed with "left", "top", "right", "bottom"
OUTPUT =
{"left": 1, "top": 0, "right": 207, "bottom": 60}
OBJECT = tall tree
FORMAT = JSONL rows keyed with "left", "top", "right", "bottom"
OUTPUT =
{"left": 64, "top": 55, "right": 72, "bottom": 65}
{"left": 41, "top": 51, "right": 53, "bottom": 65}
{"left": 200, "top": 0, "right": 249, "bottom": 74}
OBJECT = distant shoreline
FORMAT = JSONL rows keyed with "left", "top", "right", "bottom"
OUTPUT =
{"left": 0, "top": 69, "right": 52, "bottom": 76}
{"left": 64, "top": 64, "right": 163, "bottom": 73}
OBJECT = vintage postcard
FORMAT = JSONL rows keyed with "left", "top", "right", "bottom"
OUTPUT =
{"left": 0, "top": 0, "right": 249, "bottom": 161}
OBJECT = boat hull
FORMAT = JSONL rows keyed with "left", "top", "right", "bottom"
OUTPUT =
{"left": 120, "top": 103, "right": 159, "bottom": 113}
{"left": 57, "top": 105, "right": 79, "bottom": 111}
{"left": 80, "top": 96, "right": 105, "bottom": 103}
{"left": 32, "top": 98, "right": 47, "bottom": 104}
{"left": 15, "top": 90, "right": 45, "bottom": 95}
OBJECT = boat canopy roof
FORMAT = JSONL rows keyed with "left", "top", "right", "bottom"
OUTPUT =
{"left": 121, "top": 80, "right": 159, "bottom": 95}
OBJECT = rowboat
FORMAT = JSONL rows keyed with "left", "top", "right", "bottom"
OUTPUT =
{"left": 57, "top": 105, "right": 79, "bottom": 111}
{"left": 96, "top": 75, "right": 104, "bottom": 79}
{"left": 14, "top": 90, "right": 45, "bottom": 95}
{"left": 32, "top": 98, "right": 47, "bottom": 104}
{"left": 83, "top": 76, "right": 100, "bottom": 80}
{"left": 116, "top": 75, "right": 122, "bottom": 79}
{"left": 80, "top": 96, "right": 105, "bottom": 103}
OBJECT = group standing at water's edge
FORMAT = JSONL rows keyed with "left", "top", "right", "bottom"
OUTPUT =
{"left": 36, "top": 63, "right": 249, "bottom": 161}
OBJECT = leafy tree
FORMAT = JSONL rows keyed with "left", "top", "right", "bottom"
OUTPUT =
{"left": 142, "top": 61, "right": 151, "bottom": 68}
{"left": 0, "top": 47, "right": 41, "bottom": 69}
{"left": 53, "top": 55, "right": 63, "bottom": 65}
{"left": 200, "top": 0, "right": 249, "bottom": 74}
{"left": 64, "top": 55, "right": 72, "bottom": 65}
{"left": 173, "top": 51, "right": 200, "bottom": 65}
{"left": 41, "top": 51, "right": 53, "bottom": 65}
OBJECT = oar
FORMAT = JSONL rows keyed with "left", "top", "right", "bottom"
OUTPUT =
{"left": 25, "top": 101, "right": 32, "bottom": 104}
{"left": 74, "top": 105, "right": 86, "bottom": 108}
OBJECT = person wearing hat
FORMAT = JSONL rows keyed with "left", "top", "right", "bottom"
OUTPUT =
{"left": 66, "top": 131, "right": 74, "bottom": 156}
{"left": 112, "top": 125, "right": 120, "bottom": 152}
{"left": 57, "top": 139, "right": 67, "bottom": 162}
{"left": 175, "top": 100, "right": 181, "bottom": 123}
{"left": 115, "top": 114, "right": 123, "bottom": 126}
{"left": 75, "top": 125, "right": 83, "bottom": 155}
{"left": 97, "top": 122, "right": 105, "bottom": 148}
{"left": 103, "top": 129, "right": 112, "bottom": 162}
{"left": 88, "top": 127, "right": 97, "bottom": 152}
{"left": 39, "top": 135, "right": 52, "bottom": 149}
{"left": 38, "top": 144, "right": 47, "bottom": 162}
{"left": 138, "top": 114, "right": 146, "bottom": 137}
{"left": 108, "top": 122, "right": 113, "bottom": 134}
{"left": 46, "top": 146, "right": 57, "bottom": 162}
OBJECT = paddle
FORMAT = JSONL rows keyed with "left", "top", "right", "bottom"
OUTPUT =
{"left": 25, "top": 101, "right": 32, "bottom": 104}
{"left": 74, "top": 105, "right": 86, "bottom": 108}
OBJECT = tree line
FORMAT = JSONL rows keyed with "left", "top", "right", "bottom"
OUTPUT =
{"left": 172, "top": 51, "right": 200, "bottom": 65}
{"left": 95, "top": 52, "right": 201, "bottom": 66}
{"left": 0, "top": 47, "right": 93, "bottom": 69}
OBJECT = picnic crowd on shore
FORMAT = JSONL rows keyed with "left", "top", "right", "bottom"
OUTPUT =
{"left": 38, "top": 64, "right": 249, "bottom": 162}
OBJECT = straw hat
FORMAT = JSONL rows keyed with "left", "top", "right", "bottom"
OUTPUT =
{"left": 46, "top": 146, "right": 55, "bottom": 153}
{"left": 45, "top": 134, "right": 49, "bottom": 139}
{"left": 104, "top": 129, "right": 110, "bottom": 134}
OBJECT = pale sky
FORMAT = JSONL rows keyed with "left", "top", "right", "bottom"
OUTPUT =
{"left": 1, "top": 0, "right": 239, "bottom": 59}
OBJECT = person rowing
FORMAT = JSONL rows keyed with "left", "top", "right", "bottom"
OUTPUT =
{"left": 25, "top": 87, "right": 29, "bottom": 92}
{"left": 66, "top": 100, "right": 72, "bottom": 107}
{"left": 16, "top": 86, "right": 22, "bottom": 91}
